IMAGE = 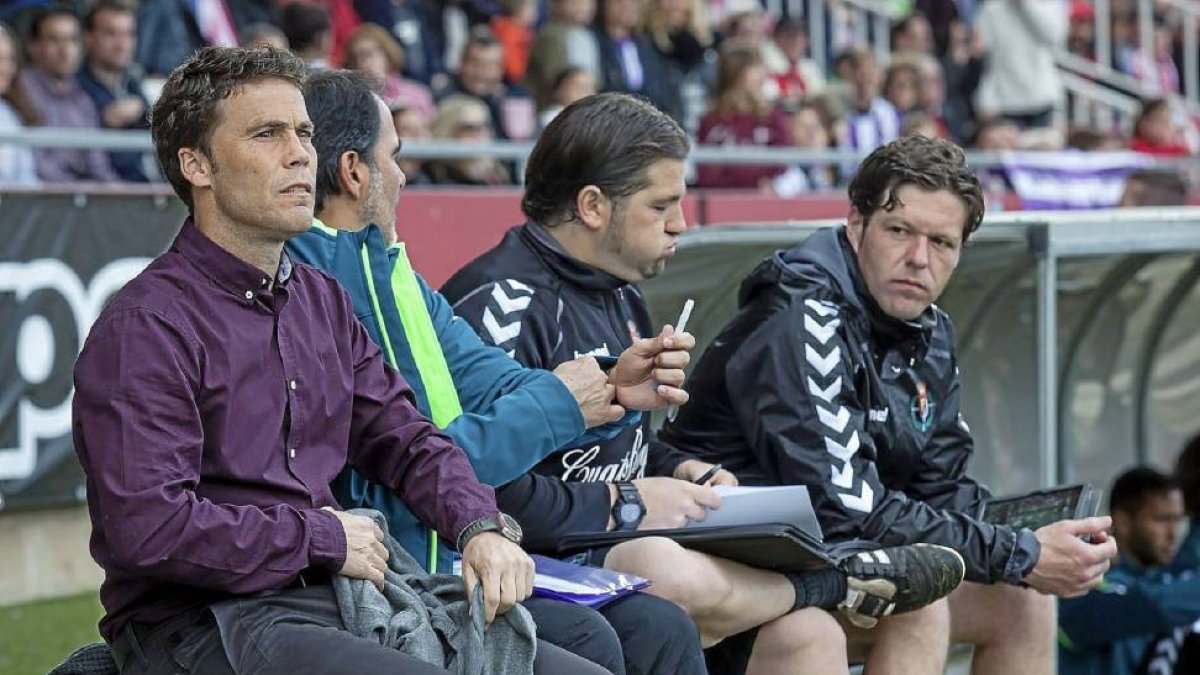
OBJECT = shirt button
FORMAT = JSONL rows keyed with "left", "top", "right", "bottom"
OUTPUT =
{"left": 289, "top": 380, "right": 297, "bottom": 390}
{"left": 244, "top": 290, "right": 253, "bottom": 300}
{"left": 289, "top": 448, "right": 296, "bottom": 459}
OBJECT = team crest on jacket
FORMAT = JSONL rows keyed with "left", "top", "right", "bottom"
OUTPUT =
{"left": 911, "top": 381, "right": 936, "bottom": 433}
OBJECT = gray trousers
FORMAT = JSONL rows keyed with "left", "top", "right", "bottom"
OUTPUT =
{"left": 116, "top": 585, "right": 613, "bottom": 675}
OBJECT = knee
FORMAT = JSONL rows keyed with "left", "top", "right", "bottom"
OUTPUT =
{"left": 877, "top": 598, "right": 951, "bottom": 643}
{"left": 993, "top": 586, "right": 1055, "bottom": 640}
{"left": 543, "top": 606, "right": 626, "bottom": 674}
{"left": 605, "top": 538, "right": 732, "bottom": 616}
{"left": 757, "top": 608, "right": 847, "bottom": 660}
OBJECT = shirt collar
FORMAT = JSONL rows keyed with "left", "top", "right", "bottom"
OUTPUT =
{"left": 173, "top": 217, "right": 294, "bottom": 302}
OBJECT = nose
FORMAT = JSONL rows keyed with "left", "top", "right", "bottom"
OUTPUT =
{"left": 284, "top": 130, "right": 311, "bottom": 168}
{"left": 666, "top": 204, "right": 687, "bottom": 234}
{"left": 907, "top": 235, "right": 931, "bottom": 268}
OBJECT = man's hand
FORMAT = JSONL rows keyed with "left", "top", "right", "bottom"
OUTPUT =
{"left": 461, "top": 532, "right": 534, "bottom": 626}
{"left": 610, "top": 325, "right": 696, "bottom": 411}
{"left": 1022, "top": 517, "right": 1118, "bottom": 597}
{"left": 102, "top": 96, "right": 145, "bottom": 129}
{"left": 553, "top": 356, "right": 625, "bottom": 427}
{"left": 673, "top": 459, "right": 739, "bottom": 487}
{"left": 326, "top": 508, "right": 389, "bottom": 591}
{"left": 630, "top": 477, "right": 722, "bottom": 530}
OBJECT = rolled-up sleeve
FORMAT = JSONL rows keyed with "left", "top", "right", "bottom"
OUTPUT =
{"left": 73, "top": 309, "right": 345, "bottom": 592}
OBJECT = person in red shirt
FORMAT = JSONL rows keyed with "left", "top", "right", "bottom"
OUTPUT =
{"left": 1130, "top": 98, "right": 1192, "bottom": 157}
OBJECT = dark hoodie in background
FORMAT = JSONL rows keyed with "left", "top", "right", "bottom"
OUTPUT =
{"left": 659, "top": 226, "right": 1040, "bottom": 585}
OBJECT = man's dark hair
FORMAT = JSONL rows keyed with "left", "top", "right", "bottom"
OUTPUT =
{"left": 1125, "top": 168, "right": 1190, "bottom": 207}
{"left": 1175, "top": 433, "right": 1200, "bottom": 517}
{"left": 304, "top": 70, "right": 383, "bottom": 212}
{"left": 150, "top": 47, "right": 308, "bottom": 211}
{"left": 1110, "top": 466, "right": 1179, "bottom": 517}
{"left": 848, "top": 135, "right": 985, "bottom": 241}
{"left": 82, "top": 0, "right": 133, "bottom": 32}
{"left": 28, "top": 3, "right": 78, "bottom": 42}
{"left": 522, "top": 92, "right": 690, "bottom": 226}
{"left": 279, "top": 2, "right": 332, "bottom": 55}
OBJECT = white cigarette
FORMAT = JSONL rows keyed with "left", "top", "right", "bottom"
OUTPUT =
{"left": 675, "top": 298, "right": 695, "bottom": 334}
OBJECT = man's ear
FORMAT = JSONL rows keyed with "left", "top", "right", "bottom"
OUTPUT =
{"left": 178, "top": 147, "right": 213, "bottom": 190}
{"left": 846, "top": 206, "right": 866, "bottom": 253}
{"left": 337, "top": 150, "right": 369, "bottom": 201}
{"left": 575, "top": 185, "right": 609, "bottom": 232}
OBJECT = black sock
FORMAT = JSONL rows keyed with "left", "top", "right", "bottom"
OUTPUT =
{"left": 786, "top": 569, "right": 848, "bottom": 610}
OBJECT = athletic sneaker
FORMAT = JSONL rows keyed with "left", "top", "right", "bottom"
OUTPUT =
{"left": 837, "top": 543, "right": 966, "bottom": 629}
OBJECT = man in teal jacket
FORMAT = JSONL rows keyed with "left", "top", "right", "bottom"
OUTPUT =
{"left": 1059, "top": 467, "right": 1200, "bottom": 675}
{"left": 285, "top": 69, "right": 711, "bottom": 675}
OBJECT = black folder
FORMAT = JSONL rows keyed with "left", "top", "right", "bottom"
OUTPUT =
{"left": 557, "top": 522, "right": 837, "bottom": 574}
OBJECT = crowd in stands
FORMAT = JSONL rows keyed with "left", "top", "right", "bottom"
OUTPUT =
{"left": 0, "top": 0, "right": 1195, "bottom": 192}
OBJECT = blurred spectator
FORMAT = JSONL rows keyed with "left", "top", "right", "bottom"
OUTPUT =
{"left": 890, "top": 12, "right": 934, "bottom": 55}
{"left": 1066, "top": 126, "right": 1125, "bottom": 151}
{"left": 974, "top": 0, "right": 1067, "bottom": 129}
{"left": 913, "top": 0, "right": 961, "bottom": 55}
{"left": 1128, "top": 18, "right": 1180, "bottom": 96}
{"left": 1067, "top": 0, "right": 1095, "bottom": 60}
{"left": 1110, "top": 10, "right": 1138, "bottom": 73}
{"left": 642, "top": 0, "right": 712, "bottom": 80}
{"left": 1174, "top": 432, "right": 1200, "bottom": 568}
{"left": 17, "top": 4, "right": 117, "bottom": 182}
{"left": 839, "top": 47, "right": 900, "bottom": 156}
{"left": 940, "top": 21, "right": 984, "bottom": 141}
{"left": 972, "top": 115, "right": 1020, "bottom": 151}
{"left": 78, "top": 0, "right": 152, "bottom": 183}
{"left": 239, "top": 22, "right": 288, "bottom": 50}
{"left": 883, "top": 56, "right": 923, "bottom": 118}
{"left": 770, "top": 99, "right": 834, "bottom": 196}
{"left": 537, "top": 66, "right": 596, "bottom": 129}
{"left": 901, "top": 110, "right": 941, "bottom": 138}
{"left": 355, "top": 0, "right": 445, "bottom": 85}
{"left": 0, "top": 23, "right": 36, "bottom": 185}
{"left": 594, "top": 0, "right": 683, "bottom": 120}
{"left": 280, "top": 1, "right": 334, "bottom": 71}
{"left": 761, "top": 17, "right": 825, "bottom": 103}
{"left": 426, "top": 94, "right": 511, "bottom": 185}
{"left": 391, "top": 102, "right": 432, "bottom": 185}
{"left": 916, "top": 54, "right": 958, "bottom": 139}
{"left": 695, "top": 42, "right": 788, "bottom": 189}
{"left": 343, "top": 23, "right": 436, "bottom": 124}
{"left": 722, "top": 2, "right": 767, "bottom": 46}
{"left": 491, "top": 0, "right": 537, "bottom": 84}
{"left": 134, "top": 0, "right": 274, "bottom": 76}
{"left": 1130, "top": 98, "right": 1191, "bottom": 157}
{"left": 524, "top": 0, "right": 600, "bottom": 111}
{"left": 436, "top": 26, "right": 534, "bottom": 140}
{"left": 1119, "top": 168, "right": 1190, "bottom": 207}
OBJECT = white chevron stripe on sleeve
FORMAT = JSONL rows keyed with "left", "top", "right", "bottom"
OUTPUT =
{"left": 491, "top": 282, "right": 532, "bottom": 314}
{"left": 831, "top": 461, "right": 854, "bottom": 489}
{"left": 823, "top": 431, "right": 860, "bottom": 463}
{"left": 804, "top": 344, "right": 841, "bottom": 377}
{"left": 838, "top": 482, "right": 875, "bottom": 513}
{"left": 804, "top": 314, "right": 840, "bottom": 344}
{"left": 805, "top": 298, "right": 838, "bottom": 317}
{"left": 505, "top": 278, "right": 534, "bottom": 294}
{"left": 482, "top": 307, "right": 522, "bottom": 345}
{"left": 816, "top": 405, "right": 850, "bottom": 433}
{"left": 806, "top": 376, "right": 842, "bottom": 404}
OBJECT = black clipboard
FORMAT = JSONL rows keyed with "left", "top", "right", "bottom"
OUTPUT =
{"left": 557, "top": 523, "right": 837, "bottom": 574}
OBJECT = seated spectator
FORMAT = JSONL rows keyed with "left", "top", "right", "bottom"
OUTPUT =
{"left": 1066, "top": 126, "right": 1125, "bottom": 151}
{"left": 525, "top": 0, "right": 601, "bottom": 111}
{"left": 1059, "top": 467, "right": 1196, "bottom": 675}
{"left": 913, "top": 0, "right": 961, "bottom": 55}
{"left": 761, "top": 17, "right": 825, "bottom": 103}
{"left": 890, "top": 12, "right": 934, "bottom": 55}
{"left": 642, "top": 0, "right": 713, "bottom": 81}
{"left": 901, "top": 110, "right": 941, "bottom": 138}
{"left": 354, "top": 0, "right": 444, "bottom": 85}
{"left": 1128, "top": 17, "right": 1180, "bottom": 96}
{"left": 537, "top": 66, "right": 597, "bottom": 129}
{"left": 1174, "top": 433, "right": 1200, "bottom": 568}
{"left": 1067, "top": 0, "right": 1095, "bottom": 61}
{"left": 974, "top": 0, "right": 1066, "bottom": 129}
{"left": 770, "top": 99, "right": 835, "bottom": 196}
{"left": 436, "top": 27, "right": 534, "bottom": 140}
{"left": 343, "top": 23, "right": 435, "bottom": 124}
{"left": 280, "top": 1, "right": 333, "bottom": 71}
{"left": 426, "top": 94, "right": 511, "bottom": 185}
{"left": 17, "top": 4, "right": 117, "bottom": 182}
{"left": 1119, "top": 168, "right": 1190, "bottom": 207}
{"left": 491, "top": 0, "right": 537, "bottom": 85}
{"left": 78, "top": 0, "right": 153, "bottom": 183}
{"left": 391, "top": 102, "right": 433, "bottom": 185}
{"left": 1130, "top": 98, "right": 1191, "bottom": 157}
{"left": 883, "top": 56, "right": 924, "bottom": 118}
{"left": 940, "top": 21, "right": 985, "bottom": 142}
{"left": 696, "top": 42, "right": 789, "bottom": 190}
{"left": 239, "top": 22, "right": 288, "bottom": 51}
{"left": 838, "top": 47, "right": 900, "bottom": 159}
{"left": 971, "top": 115, "right": 1020, "bottom": 197}
{"left": 593, "top": 0, "right": 682, "bottom": 121}
{"left": 915, "top": 54, "right": 955, "bottom": 139}
{"left": 0, "top": 23, "right": 37, "bottom": 186}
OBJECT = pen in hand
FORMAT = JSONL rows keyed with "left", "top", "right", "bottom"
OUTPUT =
{"left": 693, "top": 463, "right": 723, "bottom": 486}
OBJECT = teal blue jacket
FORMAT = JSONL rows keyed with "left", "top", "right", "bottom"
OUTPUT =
{"left": 286, "top": 223, "right": 630, "bottom": 572}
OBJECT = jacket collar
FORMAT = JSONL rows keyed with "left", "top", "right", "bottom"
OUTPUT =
{"left": 521, "top": 221, "right": 630, "bottom": 292}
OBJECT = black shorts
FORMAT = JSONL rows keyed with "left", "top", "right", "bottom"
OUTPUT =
{"left": 704, "top": 627, "right": 759, "bottom": 675}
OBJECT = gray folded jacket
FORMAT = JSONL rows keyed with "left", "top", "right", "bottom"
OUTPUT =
{"left": 333, "top": 509, "right": 537, "bottom": 675}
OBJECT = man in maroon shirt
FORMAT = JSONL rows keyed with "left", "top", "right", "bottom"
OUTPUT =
{"left": 71, "top": 46, "right": 607, "bottom": 675}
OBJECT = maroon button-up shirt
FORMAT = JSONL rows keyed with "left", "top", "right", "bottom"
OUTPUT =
{"left": 72, "top": 219, "right": 497, "bottom": 641}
